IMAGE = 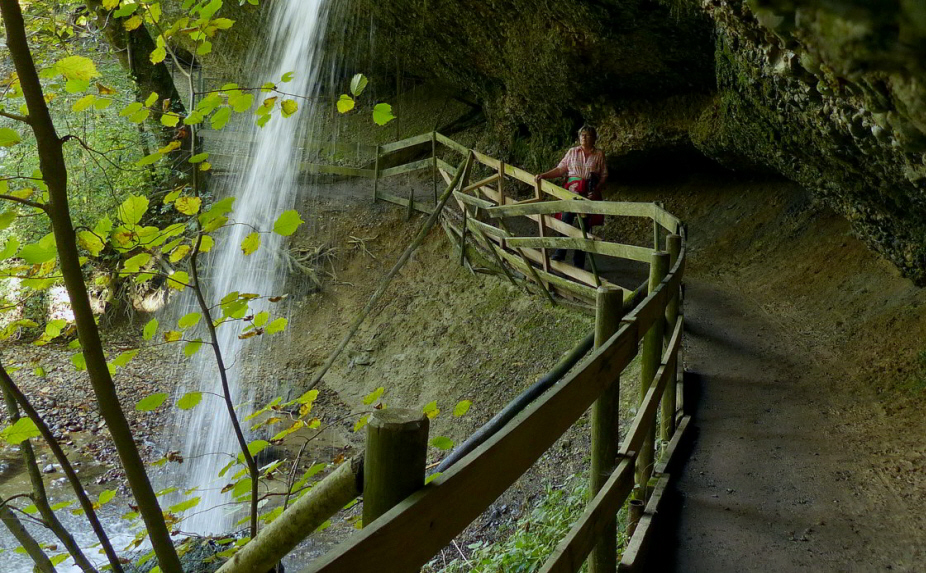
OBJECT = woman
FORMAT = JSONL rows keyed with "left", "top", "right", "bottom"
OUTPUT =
{"left": 534, "top": 125, "right": 608, "bottom": 269}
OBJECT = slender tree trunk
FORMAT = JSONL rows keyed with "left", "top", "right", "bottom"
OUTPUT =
{"left": 1, "top": 386, "right": 98, "bottom": 573}
{"left": 0, "top": 496, "right": 57, "bottom": 573}
{"left": 0, "top": 2, "right": 183, "bottom": 571}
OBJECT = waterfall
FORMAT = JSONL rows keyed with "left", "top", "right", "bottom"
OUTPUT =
{"left": 170, "top": 0, "right": 330, "bottom": 536}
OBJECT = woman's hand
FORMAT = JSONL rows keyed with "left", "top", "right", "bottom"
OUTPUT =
{"left": 534, "top": 173, "right": 544, "bottom": 183}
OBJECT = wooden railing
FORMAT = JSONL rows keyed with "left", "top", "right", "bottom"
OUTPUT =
{"left": 279, "top": 134, "right": 691, "bottom": 572}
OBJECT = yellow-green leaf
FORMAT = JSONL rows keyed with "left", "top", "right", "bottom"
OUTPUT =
{"left": 118, "top": 196, "right": 149, "bottom": 226}
{"left": 1, "top": 418, "right": 40, "bottom": 444}
{"left": 136, "top": 393, "right": 169, "bottom": 412}
{"left": 0, "top": 128, "right": 21, "bottom": 148}
{"left": 178, "top": 312, "right": 202, "bottom": 329}
{"left": 177, "top": 392, "right": 202, "bottom": 410}
{"left": 55, "top": 56, "right": 99, "bottom": 81}
{"left": 175, "top": 196, "right": 202, "bottom": 215}
{"left": 143, "top": 319, "right": 158, "bottom": 341}
{"left": 336, "top": 94, "right": 355, "bottom": 114}
{"left": 241, "top": 232, "right": 260, "bottom": 256}
{"left": 272, "top": 210, "right": 304, "bottom": 236}
{"left": 453, "top": 400, "right": 472, "bottom": 417}
{"left": 373, "top": 103, "right": 396, "bottom": 126}
{"left": 281, "top": 100, "right": 298, "bottom": 118}
{"left": 265, "top": 318, "right": 287, "bottom": 335}
{"left": 363, "top": 387, "right": 384, "bottom": 405}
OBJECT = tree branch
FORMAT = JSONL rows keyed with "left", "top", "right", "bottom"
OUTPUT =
{"left": 0, "top": 193, "right": 48, "bottom": 211}
{"left": 0, "top": 109, "right": 29, "bottom": 123}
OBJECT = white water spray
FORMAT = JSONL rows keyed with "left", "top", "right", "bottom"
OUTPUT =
{"left": 172, "top": 0, "right": 329, "bottom": 535}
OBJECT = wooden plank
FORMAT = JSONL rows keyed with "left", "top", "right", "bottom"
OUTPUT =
{"left": 380, "top": 158, "right": 433, "bottom": 178}
{"left": 540, "top": 457, "right": 636, "bottom": 573}
{"left": 305, "top": 324, "right": 641, "bottom": 573}
{"left": 653, "top": 204, "right": 681, "bottom": 235}
{"left": 377, "top": 192, "right": 434, "bottom": 215}
{"left": 436, "top": 158, "right": 457, "bottom": 176}
{"left": 472, "top": 184, "right": 601, "bottom": 240}
{"left": 435, "top": 132, "right": 469, "bottom": 156}
{"left": 654, "top": 415, "right": 690, "bottom": 476}
{"left": 505, "top": 237, "right": 654, "bottom": 263}
{"left": 299, "top": 163, "right": 375, "bottom": 178}
{"left": 471, "top": 149, "right": 501, "bottom": 170}
{"left": 493, "top": 247, "right": 598, "bottom": 301}
{"left": 535, "top": 181, "right": 550, "bottom": 273}
{"left": 378, "top": 133, "right": 433, "bottom": 154}
{"left": 618, "top": 474, "right": 671, "bottom": 573}
{"left": 462, "top": 173, "right": 500, "bottom": 194}
{"left": 453, "top": 191, "right": 495, "bottom": 210}
{"left": 485, "top": 200, "right": 658, "bottom": 219}
{"left": 467, "top": 218, "right": 510, "bottom": 239}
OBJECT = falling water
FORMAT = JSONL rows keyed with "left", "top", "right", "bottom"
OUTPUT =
{"left": 170, "top": 0, "right": 330, "bottom": 535}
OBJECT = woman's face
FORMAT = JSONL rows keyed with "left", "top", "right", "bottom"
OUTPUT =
{"left": 579, "top": 130, "right": 596, "bottom": 147}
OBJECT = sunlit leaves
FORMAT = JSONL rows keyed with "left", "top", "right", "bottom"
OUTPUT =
{"left": 112, "top": 350, "right": 139, "bottom": 368}
{"left": 265, "top": 318, "right": 287, "bottom": 335}
{"left": 71, "top": 353, "right": 86, "bottom": 372}
{"left": 430, "top": 436, "right": 454, "bottom": 450}
{"left": 143, "top": 319, "right": 159, "bottom": 341}
{"left": 175, "top": 196, "right": 202, "bottom": 215}
{"left": 336, "top": 95, "right": 355, "bottom": 114}
{"left": 353, "top": 415, "right": 369, "bottom": 432}
{"left": 1, "top": 418, "right": 40, "bottom": 444}
{"left": 118, "top": 196, "right": 149, "bottom": 226}
{"left": 177, "top": 392, "right": 203, "bottom": 411}
{"left": 281, "top": 100, "right": 298, "bottom": 118}
{"left": 453, "top": 400, "right": 472, "bottom": 417}
{"left": 136, "top": 393, "right": 169, "bottom": 412}
{"left": 350, "top": 73, "right": 368, "bottom": 96}
{"left": 272, "top": 210, "right": 303, "bottom": 236}
{"left": 423, "top": 401, "right": 439, "bottom": 419}
{"left": 161, "top": 112, "right": 180, "bottom": 127}
{"left": 0, "top": 128, "right": 22, "bottom": 147}
{"left": 167, "top": 271, "right": 189, "bottom": 291}
{"left": 77, "top": 231, "right": 105, "bottom": 256}
{"left": 54, "top": 56, "right": 99, "bottom": 82}
{"left": 241, "top": 232, "right": 260, "bottom": 255}
{"left": 178, "top": 312, "right": 202, "bottom": 329}
{"left": 189, "top": 152, "right": 209, "bottom": 164}
{"left": 373, "top": 103, "right": 396, "bottom": 126}
{"left": 363, "top": 387, "right": 384, "bottom": 405}
{"left": 184, "top": 339, "right": 204, "bottom": 357}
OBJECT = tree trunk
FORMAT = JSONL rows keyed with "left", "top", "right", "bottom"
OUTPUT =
{"left": 0, "top": 1, "right": 183, "bottom": 571}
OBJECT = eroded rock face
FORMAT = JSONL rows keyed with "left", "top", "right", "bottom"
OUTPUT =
{"left": 326, "top": 0, "right": 926, "bottom": 282}
{"left": 693, "top": 0, "right": 926, "bottom": 283}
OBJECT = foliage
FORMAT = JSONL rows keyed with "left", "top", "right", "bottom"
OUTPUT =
{"left": 431, "top": 475, "right": 628, "bottom": 573}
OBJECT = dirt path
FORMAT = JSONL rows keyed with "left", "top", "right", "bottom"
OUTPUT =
{"left": 630, "top": 175, "right": 926, "bottom": 572}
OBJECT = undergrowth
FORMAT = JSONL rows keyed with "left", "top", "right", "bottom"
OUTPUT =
{"left": 428, "top": 474, "right": 629, "bottom": 573}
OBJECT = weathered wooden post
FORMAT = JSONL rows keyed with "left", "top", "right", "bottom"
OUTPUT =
{"left": 363, "top": 409, "right": 429, "bottom": 525}
{"left": 652, "top": 202, "right": 664, "bottom": 250}
{"left": 407, "top": 187, "right": 415, "bottom": 220}
{"left": 534, "top": 179, "right": 551, "bottom": 273}
{"left": 636, "top": 251, "right": 669, "bottom": 500}
{"left": 661, "top": 234, "right": 682, "bottom": 441}
{"left": 431, "top": 131, "right": 438, "bottom": 204}
{"left": 627, "top": 498, "right": 645, "bottom": 542}
{"left": 372, "top": 144, "right": 381, "bottom": 203}
{"left": 589, "top": 286, "right": 625, "bottom": 573}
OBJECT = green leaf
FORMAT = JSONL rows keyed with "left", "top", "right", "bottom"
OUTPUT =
{"left": 453, "top": 400, "right": 472, "bottom": 417}
{"left": 281, "top": 71, "right": 295, "bottom": 83}
{"left": 169, "top": 497, "right": 201, "bottom": 513}
{"left": 144, "top": 92, "right": 159, "bottom": 107}
{"left": 210, "top": 106, "right": 231, "bottom": 130}
{"left": 422, "top": 400, "right": 439, "bottom": 418}
{"left": 373, "top": 103, "right": 396, "bottom": 126}
{"left": 253, "top": 311, "right": 270, "bottom": 328}
{"left": 336, "top": 94, "right": 355, "bottom": 114}
{"left": 175, "top": 196, "right": 202, "bottom": 215}
{"left": 0, "top": 210, "right": 17, "bottom": 231}
{"left": 122, "top": 253, "right": 152, "bottom": 274}
{"left": 352, "top": 415, "right": 369, "bottom": 432}
{"left": 363, "top": 387, "right": 384, "bottom": 405}
{"left": 135, "top": 393, "right": 169, "bottom": 412}
{"left": 71, "top": 353, "right": 86, "bottom": 372}
{"left": 72, "top": 94, "right": 96, "bottom": 112}
{"left": 232, "top": 478, "right": 252, "bottom": 499}
{"left": 19, "top": 242, "right": 56, "bottom": 264}
{"left": 2, "top": 418, "right": 40, "bottom": 444}
{"left": 136, "top": 151, "right": 163, "bottom": 167}
{"left": 44, "top": 319, "right": 66, "bottom": 338}
{"left": 177, "top": 392, "right": 203, "bottom": 410}
{"left": 265, "top": 318, "right": 287, "bottom": 335}
{"left": 54, "top": 55, "right": 99, "bottom": 81}
{"left": 430, "top": 436, "right": 454, "bottom": 450}
{"left": 167, "top": 271, "right": 189, "bottom": 291}
{"left": 160, "top": 112, "right": 180, "bottom": 127}
{"left": 143, "top": 319, "right": 158, "bottom": 341}
{"left": 350, "top": 73, "right": 369, "bottom": 96}
{"left": 178, "top": 312, "right": 202, "bottom": 329}
{"left": 0, "top": 237, "right": 19, "bottom": 261}
{"left": 272, "top": 210, "right": 304, "bottom": 236}
{"left": 98, "top": 490, "right": 116, "bottom": 506}
{"left": 281, "top": 100, "right": 298, "bottom": 118}
{"left": 241, "top": 232, "right": 260, "bottom": 256}
{"left": 189, "top": 152, "right": 209, "bottom": 164}
{"left": 112, "top": 350, "right": 139, "bottom": 368}
{"left": 0, "top": 128, "right": 21, "bottom": 148}
{"left": 118, "top": 196, "right": 149, "bottom": 226}
{"left": 151, "top": 46, "right": 167, "bottom": 64}
{"left": 77, "top": 231, "right": 105, "bottom": 257}
{"left": 184, "top": 339, "right": 204, "bottom": 357}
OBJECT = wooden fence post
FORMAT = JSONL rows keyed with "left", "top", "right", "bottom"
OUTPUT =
{"left": 363, "top": 409, "right": 429, "bottom": 526}
{"left": 432, "top": 131, "right": 438, "bottom": 204}
{"left": 589, "top": 286, "right": 625, "bottom": 573}
{"left": 636, "top": 251, "right": 669, "bottom": 500}
{"left": 535, "top": 180, "right": 551, "bottom": 273}
{"left": 373, "top": 144, "right": 382, "bottom": 203}
{"left": 661, "top": 234, "right": 682, "bottom": 440}
{"left": 652, "top": 202, "right": 664, "bottom": 250}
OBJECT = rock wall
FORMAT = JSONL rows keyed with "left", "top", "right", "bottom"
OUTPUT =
{"left": 201, "top": 0, "right": 926, "bottom": 282}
